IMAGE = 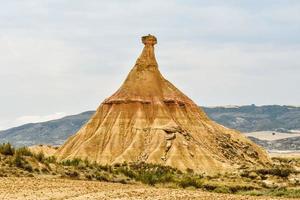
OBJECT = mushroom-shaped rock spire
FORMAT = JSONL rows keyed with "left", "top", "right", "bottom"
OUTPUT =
{"left": 142, "top": 34, "right": 157, "bottom": 46}
{"left": 55, "top": 35, "right": 271, "bottom": 175}
{"left": 138, "top": 34, "right": 158, "bottom": 68}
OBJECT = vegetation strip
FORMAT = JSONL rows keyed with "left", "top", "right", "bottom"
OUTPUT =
{"left": 0, "top": 143, "right": 299, "bottom": 198}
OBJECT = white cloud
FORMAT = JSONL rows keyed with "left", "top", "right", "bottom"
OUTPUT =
{"left": 0, "top": 0, "right": 299, "bottom": 129}
{"left": 158, "top": 42, "right": 300, "bottom": 105}
{"left": 0, "top": 36, "right": 84, "bottom": 76}
{"left": 0, "top": 112, "right": 67, "bottom": 131}
{"left": 15, "top": 112, "right": 67, "bottom": 124}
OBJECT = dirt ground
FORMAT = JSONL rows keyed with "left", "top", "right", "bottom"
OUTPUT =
{"left": 0, "top": 177, "right": 295, "bottom": 200}
{"left": 269, "top": 152, "right": 300, "bottom": 158}
{"left": 245, "top": 131, "right": 300, "bottom": 141}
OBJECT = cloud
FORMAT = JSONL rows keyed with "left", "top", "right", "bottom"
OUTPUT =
{"left": 0, "top": 0, "right": 299, "bottom": 129}
{"left": 157, "top": 41, "right": 300, "bottom": 106}
{"left": 0, "top": 112, "right": 67, "bottom": 131}
{"left": 15, "top": 112, "right": 67, "bottom": 124}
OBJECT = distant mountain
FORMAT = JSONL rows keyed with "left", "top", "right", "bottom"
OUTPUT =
{"left": 0, "top": 111, "right": 94, "bottom": 147}
{"left": 0, "top": 105, "right": 299, "bottom": 148}
{"left": 248, "top": 136, "right": 300, "bottom": 151}
{"left": 203, "top": 104, "right": 300, "bottom": 132}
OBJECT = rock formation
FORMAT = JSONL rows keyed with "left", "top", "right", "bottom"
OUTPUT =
{"left": 56, "top": 35, "right": 271, "bottom": 174}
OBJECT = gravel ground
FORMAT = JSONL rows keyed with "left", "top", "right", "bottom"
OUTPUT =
{"left": 0, "top": 177, "right": 294, "bottom": 200}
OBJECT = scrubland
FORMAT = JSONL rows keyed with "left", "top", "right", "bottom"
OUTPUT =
{"left": 0, "top": 143, "right": 299, "bottom": 199}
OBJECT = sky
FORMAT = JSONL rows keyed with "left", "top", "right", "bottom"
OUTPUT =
{"left": 0, "top": 0, "right": 300, "bottom": 130}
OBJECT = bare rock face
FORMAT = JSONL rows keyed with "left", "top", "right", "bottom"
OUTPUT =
{"left": 55, "top": 34, "right": 271, "bottom": 174}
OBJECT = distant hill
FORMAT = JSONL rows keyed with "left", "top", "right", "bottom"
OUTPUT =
{"left": 0, "top": 111, "right": 94, "bottom": 147}
{"left": 0, "top": 105, "right": 299, "bottom": 148}
{"left": 248, "top": 136, "right": 300, "bottom": 151}
{"left": 203, "top": 104, "right": 300, "bottom": 132}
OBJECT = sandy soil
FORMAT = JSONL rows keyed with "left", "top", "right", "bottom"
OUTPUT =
{"left": 0, "top": 177, "right": 294, "bottom": 200}
{"left": 269, "top": 152, "right": 300, "bottom": 158}
{"left": 245, "top": 131, "right": 300, "bottom": 141}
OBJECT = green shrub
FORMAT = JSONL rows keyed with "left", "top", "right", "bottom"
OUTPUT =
{"left": 106, "top": 163, "right": 181, "bottom": 186}
{"left": 77, "top": 162, "right": 87, "bottom": 170}
{"left": 34, "top": 151, "right": 45, "bottom": 163}
{"left": 41, "top": 167, "right": 49, "bottom": 173}
{"left": 34, "top": 168, "right": 40, "bottom": 173}
{"left": 12, "top": 152, "right": 33, "bottom": 172}
{"left": 114, "top": 163, "right": 121, "bottom": 167}
{"left": 0, "top": 143, "right": 15, "bottom": 156}
{"left": 202, "top": 182, "right": 218, "bottom": 191}
{"left": 85, "top": 174, "right": 93, "bottom": 180}
{"left": 159, "top": 173, "right": 175, "bottom": 183}
{"left": 98, "top": 164, "right": 112, "bottom": 172}
{"left": 138, "top": 172, "right": 159, "bottom": 185}
{"left": 116, "top": 167, "right": 135, "bottom": 179}
{"left": 116, "top": 163, "right": 182, "bottom": 186}
{"left": 16, "top": 147, "right": 33, "bottom": 157}
{"left": 256, "top": 167, "right": 294, "bottom": 178}
{"left": 83, "top": 158, "right": 91, "bottom": 168}
{"left": 240, "top": 188, "right": 300, "bottom": 198}
{"left": 65, "top": 170, "right": 79, "bottom": 178}
{"left": 94, "top": 172, "right": 109, "bottom": 181}
{"left": 240, "top": 171, "right": 259, "bottom": 179}
{"left": 203, "top": 181, "right": 258, "bottom": 194}
{"left": 178, "top": 176, "right": 202, "bottom": 188}
{"left": 186, "top": 168, "right": 194, "bottom": 174}
{"left": 45, "top": 156, "right": 56, "bottom": 163}
{"left": 13, "top": 153, "right": 24, "bottom": 168}
{"left": 61, "top": 158, "right": 82, "bottom": 167}
{"left": 213, "top": 186, "right": 231, "bottom": 193}
{"left": 61, "top": 159, "right": 71, "bottom": 166}
{"left": 227, "top": 183, "right": 257, "bottom": 193}
{"left": 23, "top": 164, "right": 33, "bottom": 172}
{"left": 269, "top": 188, "right": 300, "bottom": 198}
